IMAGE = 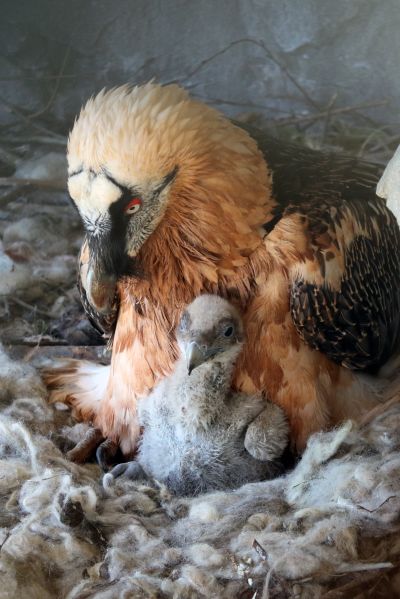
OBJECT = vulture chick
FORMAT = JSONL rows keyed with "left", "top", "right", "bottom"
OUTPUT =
{"left": 44, "top": 83, "right": 400, "bottom": 460}
{"left": 105, "top": 295, "right": 289, "bottom": 495}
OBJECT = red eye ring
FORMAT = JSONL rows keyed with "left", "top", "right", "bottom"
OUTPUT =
{"left": 125, "top": 198, "right": 142, "bottom": 214}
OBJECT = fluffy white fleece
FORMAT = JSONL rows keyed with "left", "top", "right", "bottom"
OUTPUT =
{"left": 0, "top": 345, "right": 399, "bottom": 599}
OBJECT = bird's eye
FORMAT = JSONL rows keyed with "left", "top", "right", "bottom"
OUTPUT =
{"left": 224, "top": 325, "right": 234, "bottom": 338}
{"left": 125, "top": 198, "right": 142, "bottom": 215}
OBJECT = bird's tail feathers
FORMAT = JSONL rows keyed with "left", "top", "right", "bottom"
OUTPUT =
{"left": 42, "top": 359, "right": 109, "bottom": 422}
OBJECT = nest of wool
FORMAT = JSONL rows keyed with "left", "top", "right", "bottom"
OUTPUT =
{"left": 0, "top": 344, "right": 400, "bottom": 599}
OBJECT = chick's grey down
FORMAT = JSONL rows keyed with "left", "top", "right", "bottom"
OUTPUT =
{"left": 107, "top": 295, "right": 289, "bottom": 496}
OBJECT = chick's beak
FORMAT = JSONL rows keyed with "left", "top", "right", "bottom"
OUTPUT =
{"left": 186, "top": 341, "right": 207, "bottom": 375}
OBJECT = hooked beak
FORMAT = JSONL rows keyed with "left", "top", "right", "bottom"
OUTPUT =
{"left": 86, "top": 266, "right": 117, "bottom": 314}
{"left": 82, "top": 229, "right": 137, "bottom": 315}
{"left": 186, "top": 341, "right": 208, "bottom": 375}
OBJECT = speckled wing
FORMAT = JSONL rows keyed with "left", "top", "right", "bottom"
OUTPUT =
{"left": 77, "top": 238, "right": 119, "bottom": 338}
{"left": 244, "top": 126, "right": 400, "bottom": 371}
{"left": 289, "top": 197, "right": 400, "bottom": 371}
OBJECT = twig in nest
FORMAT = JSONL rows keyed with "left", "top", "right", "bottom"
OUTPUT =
{"left": 196, "top": 95, "right": 292, "bottom": 113}
{"left": 321, "top": 92, "right": 338, "bottom": 146}
{"left": 0, "top": 185, "right": 23, "bottom": 206}
{"left": 253, "top": 539, "right": 268, "bottom": 561}
{"left": 21, "top": 335, "right": 68, "bottom": 347}
{"left": 292, "top": 476, "right": 323, "bottom": 489}
{"left": 7, "top": 296, "right": 54, "bottom": 318}
{"left": 357, "top": 127, "right": 392, "bottom": 159}
{"left": 0, "top": 531, "right": 11, "bottom": 552}
{"left": 0, "top": 145, "right": 19, "bottom": 167}
{"left": 0, "top": 176, "right": 65, "bottom": 190}
{"left": 0, "top": 135, "right": 66, "bottom": 146}
{"left": 323, "top": 570, "right": 389, "bottom": 598}
{"left": 0, "top": 95, "right": 65, "bottom": 141}
{"left": 337, "top": 561, "right": 393, "bottom": 574}
{"left": 29, "top": 45, "right": 71, "bottom": 120}
{"left": 0, "top": 46, "right": 70, "bottom": 142}
{"left": 170, "top": 37, "right": 320, "bottom": 110}
{"left": 274, "top": 99, "right": 388, "bottom": 127}
{"left": 356, "top": 495, "right": 397, "bottom": 513}
{"left": 0, "top": 74, "right": 77, "bottom": 82}
{"left": 360, "top": 393, "right": 400, "bottom": 427}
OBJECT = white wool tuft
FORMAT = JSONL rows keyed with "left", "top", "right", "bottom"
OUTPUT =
{"left": 188, "top": 501, "right": 220, "bottom": 522}
{"left": 186, "top": 543, "right": 225, "bottom": 567}
{"left": 1, "top": 344, "right": 400, "bottom": 597}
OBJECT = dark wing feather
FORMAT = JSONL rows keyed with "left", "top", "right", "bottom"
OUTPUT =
{"left": 242, "top": 125, "right": 400, "bottom": 371}
{"left": 238, "top": 123, "right": 383, "bottom": 217}
{"left": 290, "top": 227, "right": 400, "bottom": 371}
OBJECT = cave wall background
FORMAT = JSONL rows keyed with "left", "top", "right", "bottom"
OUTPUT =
{"left": 1, "top": 0, "right": 400, "bottom": 151}
{"left": 2, "top": 7, "right": 400, "bottom": 599}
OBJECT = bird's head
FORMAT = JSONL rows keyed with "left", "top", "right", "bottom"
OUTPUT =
{"left": 176, "top": 294, "right": 244, "bottom": 375}
{"left": 67, "top": 83, "right": 270, "bottom": 314}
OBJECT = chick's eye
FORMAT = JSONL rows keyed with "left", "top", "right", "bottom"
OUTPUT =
{"left": 125, "top": 198, "right": 142, "bottom": 215}
{"left": 224, "top": 325, "right": 234, "bottom": 338}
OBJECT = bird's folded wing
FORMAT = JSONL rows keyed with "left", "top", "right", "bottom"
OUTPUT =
{"left": 246, "top": 127, "right": 400, "bottom": 372}
{"left": 287, "top": 196, "right": 400, "bottom": 372}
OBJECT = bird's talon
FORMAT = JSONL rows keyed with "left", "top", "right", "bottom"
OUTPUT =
{"left": 96, "top": 438, "right": 119, "bottom": 471}
{"left": 108, "top": 460, "right": 145, "bottom": 481}
{"left": 66, "top": 427, "right": 104, "bottom": 464}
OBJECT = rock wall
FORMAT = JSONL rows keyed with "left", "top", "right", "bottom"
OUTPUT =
{"left": 1, "top": 0, "right": 400, "bottom": 130}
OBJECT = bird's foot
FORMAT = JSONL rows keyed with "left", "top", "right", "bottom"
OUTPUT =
{"left": 106, "top": 460, "right": 146, "bottom": 482}
{"left": 244, "top": 403, "right": 289, "bottom": 461}
{"left": 96, "top": 437, "right": 119, "bottom": 471}
{"left": 66, "top": 426, "right": 121, "bottom": 470}
{"left": 67, "top": 427, "right": 104, "bottom": 464}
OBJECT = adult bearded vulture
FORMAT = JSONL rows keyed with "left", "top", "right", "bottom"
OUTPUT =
{"left": 45, "top": 83, "right": 400, "bottom": 460}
